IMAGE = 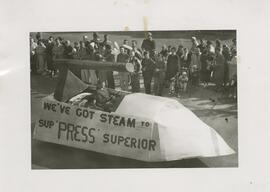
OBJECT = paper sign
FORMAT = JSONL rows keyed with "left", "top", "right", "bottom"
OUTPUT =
{"left": 33, "top": 96, "right": 161, "bottom": 162}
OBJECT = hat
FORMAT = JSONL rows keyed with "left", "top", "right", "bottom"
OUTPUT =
{"left": 148, "top": 32, "right": 152, "bottom": 36}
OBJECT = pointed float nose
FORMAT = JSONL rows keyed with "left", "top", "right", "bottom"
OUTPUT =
{"left": 154, "top": 100, "right": 235, "bottom": 161}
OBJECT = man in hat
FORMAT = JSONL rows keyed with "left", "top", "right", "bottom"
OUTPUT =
{"left": 141, "top": 32, "right": 156, "bottom": 53}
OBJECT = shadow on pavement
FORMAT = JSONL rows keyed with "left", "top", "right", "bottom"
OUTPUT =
{"left": 31, "top": 140, "right": 208, "bottom": 169}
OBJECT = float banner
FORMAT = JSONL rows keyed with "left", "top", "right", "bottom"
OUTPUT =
{"left": 33, "top": 96, "right": 162, "bottom": 162}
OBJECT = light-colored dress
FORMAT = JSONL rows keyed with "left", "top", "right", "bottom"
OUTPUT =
{"left": 35, "top": 44, "right": 47, "bottom": 73}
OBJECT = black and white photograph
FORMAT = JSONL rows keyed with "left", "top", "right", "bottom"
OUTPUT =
{"left": 2, "top": 0, "right": 270, "bottom": 191}
{"left": 31, "top": 30, "right": 237, "bottom": 169}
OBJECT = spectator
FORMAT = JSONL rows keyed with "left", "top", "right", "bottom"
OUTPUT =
{"left": 153, "top": 53, "right": 166, "bottom": 96}
{"left": 176, "top": 45, "right": 184, "bottom": 60}
{"left": 178, "top": 71, "right": 189, "bottom": 95}
{"left": 123, "top": 39, "right": 128, "bottom": 45}
{"left": 83, "top": 35, "right": 89, "bottom": 43}
{"left": 129, "top": 50, "right": 141, "bottom": 92}
{"left": 78, "top": 41, "right": 88, "bottom": 59}
{"left": 215, "top": 39, "right": 221, "bottom": 53}
{"left": 46, "top": 36, "right": 55, "bottom": 77}
{"left": 166, "top": 47, "right": 180, "bottom": 82}
{"left": 72, "top": 42, "right": 80, "bottom": 59}
{"left": 64, "top": 40, "right": 74, "bottom": 59}
{"left": 167, "top": 45, "right": 172, "bottom": 56}
{"left": 190, "top": 47, "right": 201, "bottom": 86}
{"left": 160, "top": 45, "right": 168, "bottom": 58}
{"left": 79, "top": 41, "right": 96, "bottom": 84}
{"left": 131, "top": 40, "right": 143, "bottom": 59}
{"left": 30, "top": 37, "right": 37, "bottom": 74}
{"left": 83, "top": 35, "right": 94, "bottom": 59}
{"left": 35, "top": 40, "right": 47, "bottom": 75}
{"left": 198, "top": 39, "right": 206, "bottom": 53}
{"left": 36, "top": 32, "right": 41, "bottom": 41}
{"left": 228, "top": 49, "right": 237, "bottom": 98}
{"left": 191, "top": 36, "right": 199, "bottom": 47}
{"left": 52, "top": 38, "right": 64, "bottom": 60}
{"left": 222, "top": 44, "right": 231, "bottom": 85}
{"left": 64, "top": 40, "right": 81, "bottom": 78}
{"left": 205, "top": 47, "right": 215, "bottom": 83}
{"left": 213, "top": 47, "right": 225, "bottom": 91}
{"left": 117, "top": 47, "right": 130, "bottom": 91}
{"left": 180, "top": 47, "right": 190, "bottom": 68}
{"left": 104, "top": 45, "right": 116, "bottom": 89}
{"left": 58, "top": 36, "right": 64, "bottom": 44}
{"left": 122, "top": 39, "right": 131, "bottom": 55}
{"left": 91, "top": 32, "right": 101, "bottom": 51}
{"left": 200, "top": 48, "right": 210, "bottom": 87}
{"left": 100, "top": 34, "right": 112, "bottom": 52}
{"left": 231, "top": 38, "right": 236, "bottom": 52}
{"left": 93, "top": 49, "right": 104, "bottom": 83}
{"left": 141, "top": 51, "right": 156, "bottom": 94}
{"left": 141, "top": 32, "right": 156, "bottom": 53}
{"left": 206, "top": 40, "right": 215, "bottom": 54}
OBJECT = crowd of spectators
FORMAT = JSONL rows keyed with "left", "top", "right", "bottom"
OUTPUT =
{"left": 30, "top": 32, "right": 237, "bottom": 99}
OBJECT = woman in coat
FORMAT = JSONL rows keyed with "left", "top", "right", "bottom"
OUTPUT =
{"left": 213, "top": 47, "right": 225, "bottom": 91}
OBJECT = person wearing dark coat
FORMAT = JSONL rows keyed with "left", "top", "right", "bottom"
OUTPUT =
{"left": 141, "top": 32, "right": 156, "bottom": 53}
{"left": 166, "top": 47, "right": 180, "bottom": 81}
{"left": 153, "top": 54, "right": 166, "bottom": 96}
{"left": 104, "top": 45, "right": 116, "bottom": 89}
{"left": 141, "top": 51, "right": 156, "bottom": 94}
{"left": 63, "top": 40, "right": 74, "bottom": 59}
{"left": 46, "top": 36, "right": 55, "bottom": 77}
{"left": 222, "top": 44, "right": 231, "bottom": 85}
{"left": 200, "top": 49, "right": 211, "bottom": 86}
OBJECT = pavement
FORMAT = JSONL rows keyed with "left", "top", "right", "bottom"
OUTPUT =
{"left": 31, "top": 73, "right": 238, "bottom": 169}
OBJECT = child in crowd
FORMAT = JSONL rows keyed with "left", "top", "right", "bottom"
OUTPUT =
{"left": 177, "top": 71, "right": 189, "bottom": 97}
{"left": 169, "top": 77, "right": 176, "bottom": 95}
